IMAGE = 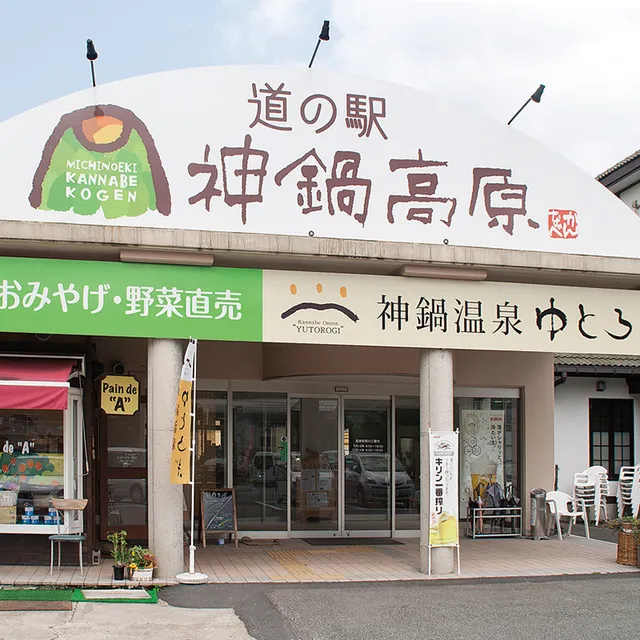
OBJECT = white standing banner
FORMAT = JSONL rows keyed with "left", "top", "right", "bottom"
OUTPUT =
{"left": 429, "top": 431, "right": 460, "bottom": 546}
{"left": 428, "top": 431, "right": 460, "bottom": 575}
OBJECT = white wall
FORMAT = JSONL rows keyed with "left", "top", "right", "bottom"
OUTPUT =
{"left": 619, "top": 183, "right": 640, "bottom": 212}
{"left": 554, "top": 377, "right": 639, "bottom": 494}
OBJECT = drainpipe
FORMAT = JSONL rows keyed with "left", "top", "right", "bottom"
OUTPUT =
{"left": 554, "top": 371, "right": 567, "bottom": 387}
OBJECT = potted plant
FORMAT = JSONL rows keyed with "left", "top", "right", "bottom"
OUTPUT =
{"left": 604, "top": 517, "right": 640, "bottom": 566}
{"left": 106, "top": 529, "right": 128, "bottom": 580}
{"left": 128, "top": 544, "right": 155, "bottom": 581}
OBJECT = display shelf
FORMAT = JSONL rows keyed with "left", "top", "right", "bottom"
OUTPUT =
{"left": 465, "top": 506, "right": 522, "bottom": 538}
{"left": 0, "top": 524, "right": 59, "bottom": 534}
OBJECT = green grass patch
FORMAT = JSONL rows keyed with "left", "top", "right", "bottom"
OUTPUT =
{"left": 0, "top": 588, "right": 74, "bottom": 601}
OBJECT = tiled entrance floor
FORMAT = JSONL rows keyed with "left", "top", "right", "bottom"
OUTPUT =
{"left": 0, "top": 536, "right": 637, "bottom": 587}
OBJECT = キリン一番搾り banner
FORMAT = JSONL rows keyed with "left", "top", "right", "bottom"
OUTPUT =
{"left": 429, "top": 431, "right": 459, "bottom": 548}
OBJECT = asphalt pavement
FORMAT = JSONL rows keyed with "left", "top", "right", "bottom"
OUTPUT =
{"left": 161, "top": 573, "right": 640, "bottom": 640}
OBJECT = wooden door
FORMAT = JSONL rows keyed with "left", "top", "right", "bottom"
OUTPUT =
{"left": 99, "top": 406, "right": 148, "bottom": 541}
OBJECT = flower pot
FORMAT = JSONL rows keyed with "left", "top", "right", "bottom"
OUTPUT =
{"left": 130, "top": 567, "right": 154, "bottom": 582}
{"left": 617, "top": 531, "right": 637, "bottom": 566}
{"left": 112, "top": 565, "right": 126, "bottom": 581}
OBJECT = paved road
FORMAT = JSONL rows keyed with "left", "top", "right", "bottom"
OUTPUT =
{"left": 162, "top": 574, "right": 640, "bottom": 640}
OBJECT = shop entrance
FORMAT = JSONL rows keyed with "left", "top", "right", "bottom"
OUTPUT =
{"left": 290, "top": 396, "right": 393, "bottom": 537}
{"left": 99, "top": 405, "right": 148, "bottom": 540}
{"left": 228, "top": 385, "right": 518, "bottom": 539}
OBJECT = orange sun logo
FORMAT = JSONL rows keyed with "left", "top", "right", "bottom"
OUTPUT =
{"left": 281, "top": 282, "right": 358, "bottom": 322}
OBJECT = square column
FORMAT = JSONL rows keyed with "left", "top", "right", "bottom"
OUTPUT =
{"left": 148, "top": 338, "right": 185, "bottom": 579}
{"left": 419, "top": 349, "right": 454, "bottom": 575}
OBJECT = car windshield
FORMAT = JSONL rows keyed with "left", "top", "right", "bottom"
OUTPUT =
{"left": 356, "top": 454, "right": 407, "bottom": 472}
{"left": 359, "top": 454, "right": 389, "bottom": 472}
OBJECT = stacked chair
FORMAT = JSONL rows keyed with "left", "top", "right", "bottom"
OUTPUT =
{"left": 573, "top": 465, "right": 609, "bottom": 526}
{"left": 616, "top": 464, "right": 640, "bottom": 518}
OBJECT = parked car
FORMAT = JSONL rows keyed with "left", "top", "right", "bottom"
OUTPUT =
{"left": 250, "top": 451, "right": 285, "bottom": 487}
{"left": 345, "top": 452, "right": 416, "bottom": 506}
{"left": 108, "top": 478, "right": 146, "bottom": 504}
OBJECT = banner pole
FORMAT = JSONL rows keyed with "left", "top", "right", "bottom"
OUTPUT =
{"left": 188, "top": 338, "right": 198, "bottom": 574}
{"left": 176, "top": 338, "right": 208, "bottom": 585}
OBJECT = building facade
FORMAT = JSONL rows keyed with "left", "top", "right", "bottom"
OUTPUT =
{"left": 1, "top": 66, "right": 639, "bottom": 576}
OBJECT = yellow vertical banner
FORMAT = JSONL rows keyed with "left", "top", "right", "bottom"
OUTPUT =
{"left": 170, "top": 339, "right": 196, "bottom": 484}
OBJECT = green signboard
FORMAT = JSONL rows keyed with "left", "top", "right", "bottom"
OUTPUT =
{"left": 0, "top": 257, "right": 262, "bottom": 341}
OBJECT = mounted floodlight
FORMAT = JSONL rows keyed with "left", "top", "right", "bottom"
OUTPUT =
{"left": 507, "top": 84, "right": 545, "bottom": 125}
{"left": 319, "top": 20, "right": 330, "bottom": 41}
{"left": 309, "top": 20, "right": 330, "bottom": 68}
{"left": 86, "top": 39, "right": 98, "bottom": 88}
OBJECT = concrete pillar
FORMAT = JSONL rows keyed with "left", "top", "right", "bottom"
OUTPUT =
{"left": 419, "top": 349, "right": 455, "bottom": 575}
{"left": 419, "top": 350, "right": 430, "bottom": 573}
{"left": 148, "top": 338, "right": 184, "bottom": 579}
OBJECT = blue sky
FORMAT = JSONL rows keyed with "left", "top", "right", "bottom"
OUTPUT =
{"left": 1, "top": 0, "right": 639, "bottom": 175}
{"left": 0, "top": 0, "right": 326, "bottom": 118}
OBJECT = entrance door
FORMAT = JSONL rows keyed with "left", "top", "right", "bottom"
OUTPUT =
{"left": 343, "top": 398, "right": 392, "bottom": 535}
{"left": 99, "top": 406, "right": 148, "bottom": 540}
{"left": 290, "top": 397, "right": 340, "bottom": 535}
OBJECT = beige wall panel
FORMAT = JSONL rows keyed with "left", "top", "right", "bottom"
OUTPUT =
{"left": 198, "top": 341, "right": 263, "bottom": 380}
{"left": 455, "top": 350, "right": 555, "bottom": 522}
{"left": 263, "top": 343, "right": 419, "bottom": 379}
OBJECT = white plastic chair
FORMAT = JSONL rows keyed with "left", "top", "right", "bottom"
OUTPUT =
{"left": 574, "top": 466, "right": 608, "bottom": 525}
{"left": 546, "top": 491, "right": 590, "bottom": 540}
{"left": 616, "top": 465, "right": 640, "bottom": 518}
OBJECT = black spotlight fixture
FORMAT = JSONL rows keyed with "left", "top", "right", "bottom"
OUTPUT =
{"left": 86, "top": 39, "right": 98, "bottom": 87}
{"left": 309, "top": 20, "right": 330, "bottom": 69}
{"left": 508, "top": 84, "right": 545, "bottom": 125}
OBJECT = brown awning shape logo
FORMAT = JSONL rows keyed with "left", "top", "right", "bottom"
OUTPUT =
{"left": 29, "top": 104, "right": 171, "bottom": 218}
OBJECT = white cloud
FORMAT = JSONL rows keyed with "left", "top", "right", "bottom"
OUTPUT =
{"left": 309, "top": 0, "right": 640, "bottom": 174}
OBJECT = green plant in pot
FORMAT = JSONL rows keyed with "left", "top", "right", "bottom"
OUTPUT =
{"left": 106, "top": 529, "right": 128, "bottom": 580}
{"left": 128, "top": 544, "right": 155, "bottom": 581}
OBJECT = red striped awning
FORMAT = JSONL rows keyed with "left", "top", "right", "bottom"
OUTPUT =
{"left": 0, "top": 358, "right": 75, "bottom": 410}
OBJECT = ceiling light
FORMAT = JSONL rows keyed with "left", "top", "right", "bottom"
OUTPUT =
{"left": 120, "top": 249, "right": 214, "bottom": 267}
{"left": 396, "top": 265, "right": 488, "bottom": 281}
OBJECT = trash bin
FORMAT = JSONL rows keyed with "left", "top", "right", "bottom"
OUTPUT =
{"left": 530, "top": 488, "right": 548, "bottom": 540}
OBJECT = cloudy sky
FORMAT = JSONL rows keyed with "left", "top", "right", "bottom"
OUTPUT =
{"left": 0, "top": 0, "right": 637, "bottom": 176}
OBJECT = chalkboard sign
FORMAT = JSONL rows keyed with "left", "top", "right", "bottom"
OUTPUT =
{"left": 201, "top": 488, "right": 238, "bottom": 547}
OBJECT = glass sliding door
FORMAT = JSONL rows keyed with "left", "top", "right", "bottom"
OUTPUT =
{"left": 232, "top": 392, "right": 287, "bottom": 531}
{"left": 343, "top": 398, "right": 392, "bottom": 533}
{"left": 194, "top": 390, "right": 227, "bottom": 496}
{"left": 290, "top": 397, "right": 339, "bottom": 534}
{"left": 395, "top": 396, "right": 420, "bottom": 530}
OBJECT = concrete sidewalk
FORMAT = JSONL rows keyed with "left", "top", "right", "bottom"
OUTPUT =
{"left": 0, "top": 601, "right": 255, "bottom": 639}
{"left": 0, "top": 534, "right": 637, "bottom": 587}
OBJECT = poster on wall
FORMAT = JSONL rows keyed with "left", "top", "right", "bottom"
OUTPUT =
{"left": 460, "top": 410, "right": 504, "bottom": 510}
{"left": 428, "top": 431, "right": 459, "bottom": 548}
{"left": 170, "top": 339, "right": 196, "bottom": 484}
